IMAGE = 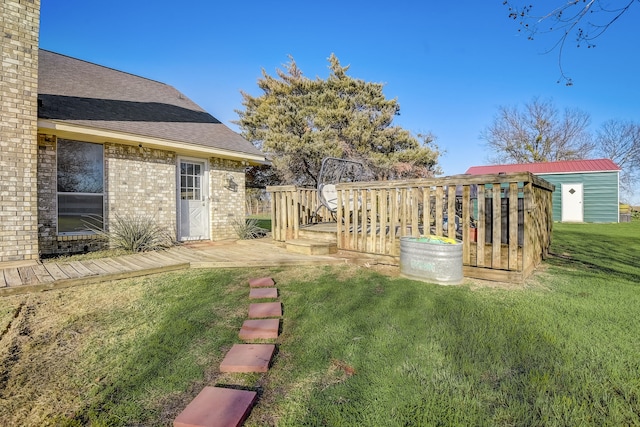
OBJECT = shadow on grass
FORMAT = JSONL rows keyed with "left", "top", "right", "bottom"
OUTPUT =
{"left": 547, "top": 224, "right": 640, "bottom": 284}
{"left": 65, "top": 270, "right": 246, "bottom": 426}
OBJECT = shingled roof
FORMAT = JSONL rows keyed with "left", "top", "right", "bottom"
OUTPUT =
{"left": 37, "top": 49, "right": 265, "bottom": 161}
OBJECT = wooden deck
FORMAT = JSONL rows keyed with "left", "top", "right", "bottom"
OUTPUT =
{"left": 0, "top": 239, "right": 347, "bottom": 296}
{"left": 269, "top": 173, "right": 554, "bottom": 283}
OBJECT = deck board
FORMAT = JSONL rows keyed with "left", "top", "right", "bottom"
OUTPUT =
{"left": 31, "top": 264, "right": 55, "bottom": 283}
{"left": 81, "top": 261, "right": 110, "bottom": 275}
{"left": 148, "top": 251, "right": 188, "bottom": 264}
{"left": 18, "top": 266, "right": 40, "bottom": 285}
{"left": 3, "top": 268, "right": 23, "bottom": 287}
{"left": 43, "top": 263, "right": 70, "bottom": 281}
{"left": 90, "top": 259, "right": 122, "bottom": 274}
{"left": 102, "top": 257, "right": 135, "bottom": 272}
{"left": 159, "top": 248, "right": 199, "bottom": 262}
{"left": 57, "top": 263, "right": 83, "bottom": 279}
{"left": 110, "top": 256, "right": 149, "bottom": 271}
{"left": 68, "top": 261, "right": 96, "bottom": 277}
{"left": 125, "top": 254, "right": 161, "bottom": 269}
{"left": 139, "top": 252, "right": 173, "bottom": 265}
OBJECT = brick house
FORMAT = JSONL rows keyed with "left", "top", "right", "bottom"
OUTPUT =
{"left": 0, "top": 0, "right": 267, "bottom": 262}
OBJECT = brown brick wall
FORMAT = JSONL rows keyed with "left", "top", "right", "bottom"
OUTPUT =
{"left": 0, "top": 0, "right": 40, "bottom": 262}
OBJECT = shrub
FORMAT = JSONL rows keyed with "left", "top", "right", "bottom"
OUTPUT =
{"left": 231, "top": 217, "right": 267, "bottom": 239}
{"left": 89, "top": 214, "right": 174, "bottom": 252}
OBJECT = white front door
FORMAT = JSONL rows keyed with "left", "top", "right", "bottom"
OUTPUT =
{"left": 561, "top": 183, "right": 584, "bottom": 222}
{"left": 178, "top": 159, "right": 209, "bottom": 240}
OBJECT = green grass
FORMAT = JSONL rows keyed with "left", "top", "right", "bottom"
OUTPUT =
{"left": 248, "top": 213, "right": 271, "bottom": 231}
{"left": 1, "top": 222, "right": 639, "bottom": 426}
{"left": 255, "top": 222, "right": 640, "bottom": 426}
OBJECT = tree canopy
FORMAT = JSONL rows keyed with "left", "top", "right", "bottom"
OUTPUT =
{"left": 480, "top": 98, "right": 594, "bottom": 164}
{"left": 504, "top": 0, "right": 638, "bottom": 84}
{"left": 235, "top": 54, "right": 441, "bottom": 187}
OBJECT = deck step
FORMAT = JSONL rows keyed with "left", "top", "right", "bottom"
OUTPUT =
{"left": 220, "top": 344, "right": 275, "bottom": 373}
{"left": 173, "top": 386, "right": 256, "bottom": 427}
{"left": 297, "top": 227, "right": 337, "bottom": 243}
{"left": 285, "top": 239, "right": 337, "bottom": 255}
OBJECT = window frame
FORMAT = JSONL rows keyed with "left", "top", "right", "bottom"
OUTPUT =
{"left": 56, "top": 139, "right": 105, "bottom": 235}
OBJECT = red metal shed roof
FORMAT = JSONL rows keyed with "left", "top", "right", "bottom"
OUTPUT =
{"left": 465, "top": 159, "right": 620, "bottom": 175}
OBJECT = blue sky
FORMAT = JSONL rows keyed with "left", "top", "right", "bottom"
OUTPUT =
{"left": 40, "top": 1, "right": 640, "bottom": 179}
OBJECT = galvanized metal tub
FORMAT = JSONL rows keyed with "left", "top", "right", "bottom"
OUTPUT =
{"left": 399, "top": 236, "right": 463, "bottom": 285}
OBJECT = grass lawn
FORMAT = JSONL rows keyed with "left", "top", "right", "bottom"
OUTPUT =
{"left": 0, "top": 222, "right": 639, "bottom": 426}
{"left": 248, "top": 213, "right": 272, "bottom": 232}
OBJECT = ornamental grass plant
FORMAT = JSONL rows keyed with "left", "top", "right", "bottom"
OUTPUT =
{"left": 96, "top": 214, "right": 174, "bottom": 252}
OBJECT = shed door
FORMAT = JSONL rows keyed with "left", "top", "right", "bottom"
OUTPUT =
{"left": 561, "top": 183, "right": 583, "bottom": 222}
{"left": 178, "top": 160, "right": 209, "bottom": 240}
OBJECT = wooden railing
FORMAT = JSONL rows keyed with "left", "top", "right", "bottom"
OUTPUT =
{"left": 266, "top": 185, "right": 333, "bottom": 242}
{"left": 268, "top": 173, "right": 554, "bottom": 282}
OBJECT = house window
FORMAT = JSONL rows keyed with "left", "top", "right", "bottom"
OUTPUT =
{"left": 57, "top": 140, "right": 104, "bottom": 234}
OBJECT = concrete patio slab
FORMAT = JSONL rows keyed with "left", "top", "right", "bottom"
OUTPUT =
{"left": 173, "top": 386, "right": 256, "bottom": 427}
{"left": 220, "top": 344, "right": 276, "bottom": 373}
{"left": 248, "top": 302, "right": 282, "bottom": 318}
{"left": 248, "top": 277, "right": 275, "bottom": 287}
{"left": 249, "top": 287, "right": 278, "bottom": 299}
{"left": 239, "top": 318, "right": 280, "bottom": 340}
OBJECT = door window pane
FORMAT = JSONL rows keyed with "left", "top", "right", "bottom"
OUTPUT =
{"left": 180, "top": 161, "right": 204, "bottom": 201}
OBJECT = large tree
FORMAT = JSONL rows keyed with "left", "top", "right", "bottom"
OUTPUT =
{"left": 595, "top": 119, "right": 640, "bottom": 197}
{"left": 480, "top": 98, "right": 594, "bottom": 164}
{"left": 236, "top": 54, "right": 441, "bottom": 186}
{"left": 504, "top": 1, "right": 638, "bottom": 84}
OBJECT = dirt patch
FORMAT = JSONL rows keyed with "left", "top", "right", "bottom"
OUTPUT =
{"left": 0, "top": 299, "right": 34, "bottom": 394}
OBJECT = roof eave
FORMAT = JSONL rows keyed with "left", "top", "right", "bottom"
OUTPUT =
{"left": 38, "top": 119, "right": 269, "bottom": 165}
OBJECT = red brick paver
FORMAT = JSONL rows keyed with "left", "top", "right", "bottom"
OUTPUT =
{"left": 248, "top": 277, "right": 275, "bottom": 287}
{"left": 248, "top": 302, "right": 282, "bottom": 318}
{"left": 249, "top": 287, "right": 277, "bottom": 299}
{"left": 239, "top": 318, "right": 280, "bottom": 340}
{"left": 220, "top": 344, "right": 276, "bottom": 373}
{"left": 173, "top": 386, "right": 256, "bottom": 427}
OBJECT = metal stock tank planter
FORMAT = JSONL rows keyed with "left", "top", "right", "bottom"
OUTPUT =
{"left": 400, "top": 235, "right": 463, "bottom": 285}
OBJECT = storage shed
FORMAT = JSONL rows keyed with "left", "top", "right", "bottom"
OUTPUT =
{"left": 466, "top": 159, "right": 621, "bottom": 223}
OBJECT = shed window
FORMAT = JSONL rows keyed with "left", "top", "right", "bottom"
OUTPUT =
{"left": 57, "top": 140, "right": 104, "bottom": 234}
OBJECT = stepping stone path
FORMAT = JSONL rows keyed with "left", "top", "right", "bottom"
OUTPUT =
{"left": 174, "top": 277, "right": 280, "bottom": 427}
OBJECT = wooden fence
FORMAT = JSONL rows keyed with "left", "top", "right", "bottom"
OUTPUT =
{"left": 268, "top": 173, "right": 554, "bottom": 282}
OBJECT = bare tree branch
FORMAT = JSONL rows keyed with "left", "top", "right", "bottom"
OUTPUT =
{"left": 481, "top": 98, "right": 594, "bottom": 164}
{"left": 504, "top": 0, "right": 638, "bottom": 84}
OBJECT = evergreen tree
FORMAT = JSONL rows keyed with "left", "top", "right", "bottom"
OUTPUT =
{"left": 236, "top": 54, "right": 440, "bottom": 186}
